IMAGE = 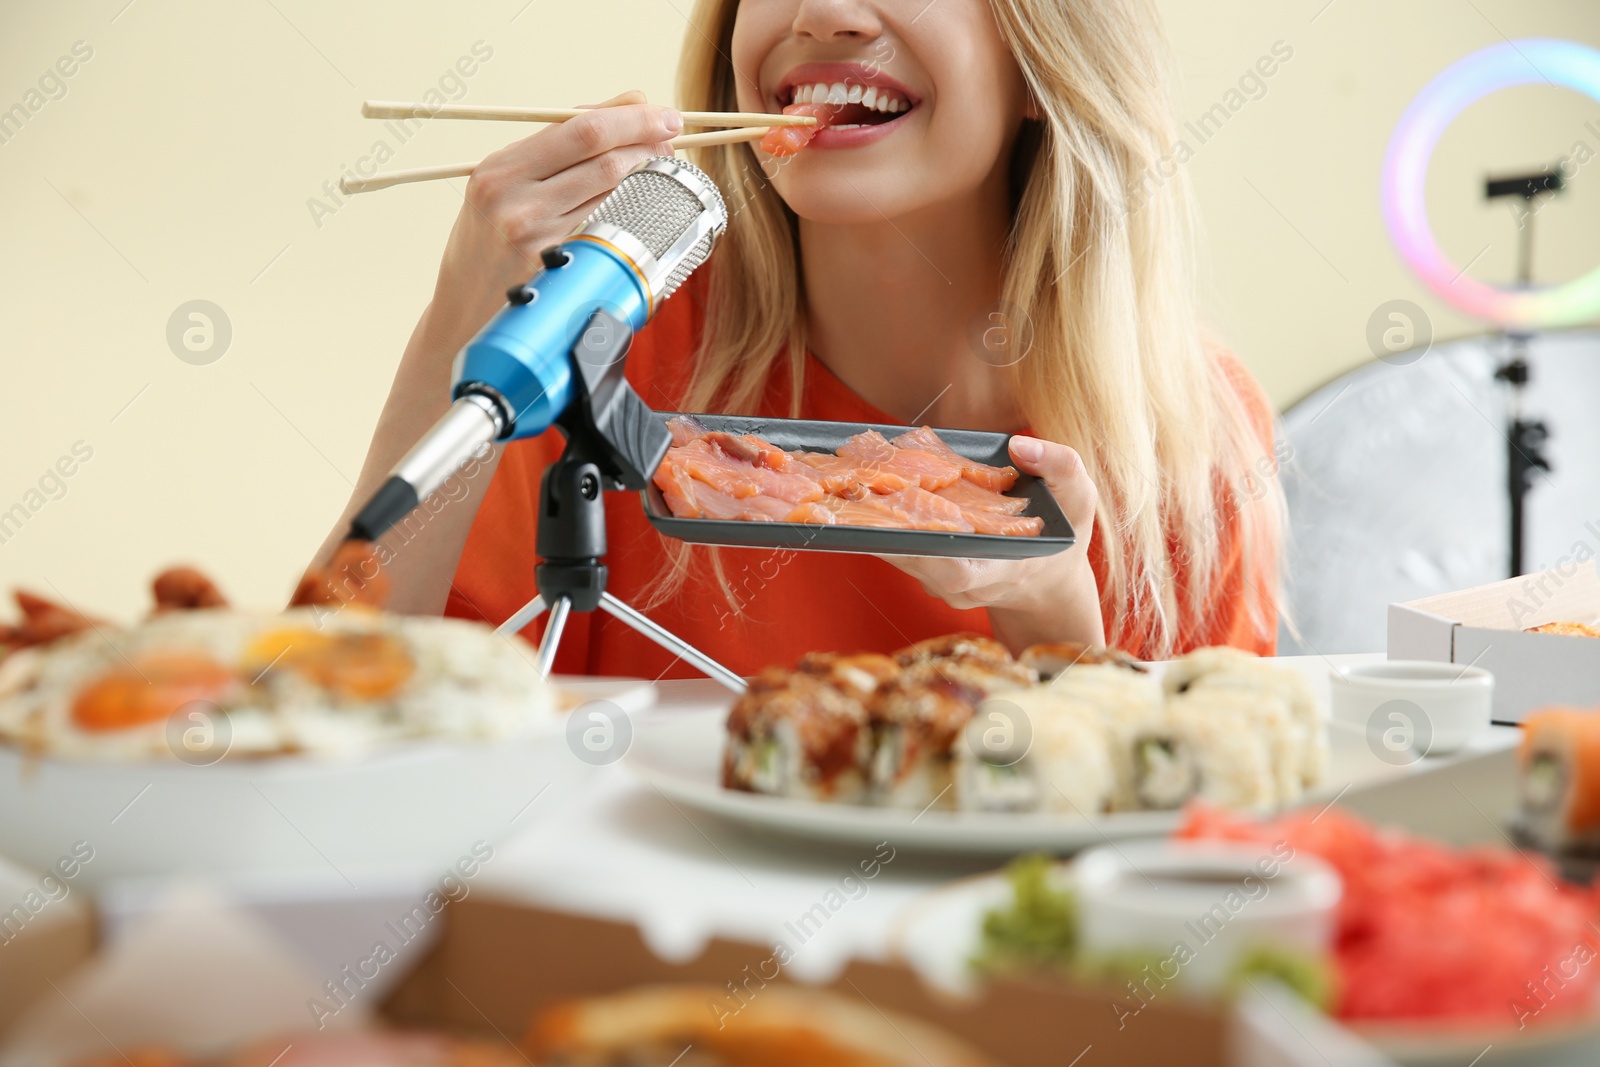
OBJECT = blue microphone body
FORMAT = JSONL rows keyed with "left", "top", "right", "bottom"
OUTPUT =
{"left": 346, "top": 157, "right": 727, "bottom": 543}
{"left": 453, "top": 239, "right": 650, "bottom": 443}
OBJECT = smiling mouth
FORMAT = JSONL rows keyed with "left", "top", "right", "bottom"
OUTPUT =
{"left": 783, "top": 79, "right": 915, "bottom": 129}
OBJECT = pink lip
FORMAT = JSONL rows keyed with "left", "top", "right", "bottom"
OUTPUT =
{"left": 770, "top": 62, "right": 922, "bottom": 154}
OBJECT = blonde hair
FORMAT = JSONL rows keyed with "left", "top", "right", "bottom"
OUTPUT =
{"left": 659, "top": 0, "right": 1283, "bottom": 657}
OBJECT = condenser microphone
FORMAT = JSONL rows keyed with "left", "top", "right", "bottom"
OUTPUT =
{"left": 348, "top": 156, "right": 728, "bottom": 542}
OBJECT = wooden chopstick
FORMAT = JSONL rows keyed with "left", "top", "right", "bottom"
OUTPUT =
{"left": 361, "top": 100, "right": 816, "bottom": 128}
{"left": 339, "top": 126, "right": 771, "bottom": 195}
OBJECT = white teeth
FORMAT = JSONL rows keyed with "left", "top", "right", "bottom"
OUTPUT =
{"left": 785, "top": 79, "right": 911, "bottom": 113}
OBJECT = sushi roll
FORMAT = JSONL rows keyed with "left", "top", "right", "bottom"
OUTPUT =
{"left": 1134, "top": 691, "right": 1283, "bottom": 811}
{"left": 1019, "top": 642, "right": 1145, "bottom": 680}
{"left": 1008, "top": 665, "right": 1166, "bottom": 812}
{"left": 954, "top": 690, "right": 1114, "bottom": 815}
{"left": 723, "top": 668, "right": 874, "bottom": 802}
{"left": 1517, "top": 708, "right": 1600, "bottom": 856}
{"left": 894, "top": 632, "right": 1016, "bottom": 671}
{"left": 868, "top": 655, "right": 1034, "bottom": 809}
{"left": 1162, "top": 646, "right": 1260, "bottom": 695}
{"left": 1163, "top": 646, "right": 1327, "bottom": 788}
{"left": 795, "top": 650, "right": 901, "bottom": 699}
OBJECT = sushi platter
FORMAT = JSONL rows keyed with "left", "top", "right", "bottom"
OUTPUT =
{"left": 625, "top": 650, "right": 1519, "bottom": 855}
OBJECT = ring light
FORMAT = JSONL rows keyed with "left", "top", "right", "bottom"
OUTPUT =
{"left": 1382, "top": 38, "right": 1600, "bottom": 329}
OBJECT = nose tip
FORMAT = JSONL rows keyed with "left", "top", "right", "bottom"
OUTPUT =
{"left": 791, "top": 0, "right": 882, "bottom": 42}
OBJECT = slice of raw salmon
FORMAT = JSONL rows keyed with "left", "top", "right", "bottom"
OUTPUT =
{"left": 793, "top": 451, "right": 914, "bottom": 498}
{"left": 962, "top": 510, "right": 1046, "bottom": 537}
{"left": 665, "top": 415, "right": 709, "bottom": 448}
{"left": 891, "top": 425, "right": 1019, "bottom": 491}
{"left": 676, "top": 439, "right": 823, "bottom": 504}
{"left": 838, "top": 431, "right": 962, "bottom": 491}
{"left": 653, "top": 457, "right": 702, "bottom": 518}
{"left": 878, "top": 487, "right": 975, "bottom": 533}
{"left": 934, "top": 477, "right": 1029, "bottom": 515}
{"left": 691, "top": 479, "right": 809, "bottom": 522}
{"left": 818, "top": 497, "right": 910, "bottom": 528}
{"left": 704, "top": 431, "right": 792, "bottom": 470}
{"left": 760, "top": 103, "right": 831, "bottom": 157}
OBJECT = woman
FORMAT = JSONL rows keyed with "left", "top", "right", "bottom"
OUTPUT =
{"left": 316, "top": 0, "right": 1284, "bottom": 676}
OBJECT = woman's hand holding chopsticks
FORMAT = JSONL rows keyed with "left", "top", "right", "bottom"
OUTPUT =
{"left": 432, "top": 90, "right": 681, "bottom": 342}
{"left": 314, "top": 90, "right": 681, "bottom": 616}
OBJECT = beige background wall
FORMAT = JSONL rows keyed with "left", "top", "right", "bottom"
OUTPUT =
{"left": 1, "top": 0, "right": 1597, "bottom": 620}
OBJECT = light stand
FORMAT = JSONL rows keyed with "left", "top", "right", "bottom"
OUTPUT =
{"left": 493, "top": 310, "right": 746, "bottom": 693}
{"left": 1485, "top": 169, "right": 1561, "bottom": 577}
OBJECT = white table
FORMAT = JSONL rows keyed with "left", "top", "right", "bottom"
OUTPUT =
{"left": 474, "top": 655, "right": 1523, "bottom": 981}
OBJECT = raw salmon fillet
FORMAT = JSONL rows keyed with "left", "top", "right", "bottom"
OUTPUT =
{"left": 671, "top": 438, "right": 823, "bottom": 504}
{"left": 760, "top": 103, "right": 831, "bottom": 157}
{"left": 655, "top": 418, "right": 1041, "bottom": 537}
{"left": 934, "top": 477, "right": 1029, "bottom": 515}
{"left": 837, "top": 431, "right": 963, "bottom": 491}
{"left": 892, "top": 425, "right": 1019, "bottom": 491}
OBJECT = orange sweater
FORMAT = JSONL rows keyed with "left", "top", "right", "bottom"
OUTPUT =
{"left": 446, "top": 282, "right": 1277, "bottom": 677}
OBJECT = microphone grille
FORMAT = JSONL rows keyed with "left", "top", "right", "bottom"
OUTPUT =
{"left": 582, "top": 158, "right": 727, "bottom": 300}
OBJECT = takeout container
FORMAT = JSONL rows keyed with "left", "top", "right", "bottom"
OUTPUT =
{"left": 381, "top": 893, "right": 1231, "bottom": 1067}
{"left": 1389, "top": 564, "right": 1600, "bottom": 724}
{"left": 3, "top": 888, "right": 1229, "bottom": 1067}
{"left": 642, "top": 414, "right": 1076, "bottom": 559}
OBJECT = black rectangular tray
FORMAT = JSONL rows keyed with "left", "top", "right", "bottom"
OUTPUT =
{"left": 640, "top": 414, "right": 1075, "bottom": 559}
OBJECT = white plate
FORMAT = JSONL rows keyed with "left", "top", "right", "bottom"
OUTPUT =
{"left": 552, "top": 675, "right": 658, "bottom": 717}
{"left": 621, "top": 658, "right": 1510, "bottom": 857}
{"left": 1349, "top": 1014, "right": 1600, "bottom": 1066}
{"left": 628, "top": 708, "right": 1183, "bottom": 855}
{"left": 0, "top": 678, "right": 659, "bottom": 887}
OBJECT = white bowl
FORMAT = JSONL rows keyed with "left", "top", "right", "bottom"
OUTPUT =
{"left": 1072, "top": 839, "right": 1341, "bottom": 994}
{"left": 0, "top": 731, "right": 594, "bottom": 889}
{"left": 1330, "top": 660, "right": 1493, "bottom": 758}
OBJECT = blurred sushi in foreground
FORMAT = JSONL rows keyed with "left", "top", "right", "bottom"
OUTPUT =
{"left": 1516, "top": 707, "right": 1600, "bottom": 858}
{"left": 528, "top": 984, "right": 1002, "bottom": 1066}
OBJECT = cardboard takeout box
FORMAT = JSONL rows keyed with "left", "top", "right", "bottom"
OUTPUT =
{"left": 381, "top": 892, "right": 1232, "bottom": 1067}
{"left": 1389, "top": 564, "right": 1600, "bottom": 723}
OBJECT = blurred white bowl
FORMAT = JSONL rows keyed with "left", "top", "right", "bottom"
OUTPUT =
{"left": 0, "top": 677, "right": 656, "bottom": 887}
{"left": 1073, "top": 839, "right": 1341, "bottom": 994}
{"left": 1330, "top": 660, "right": 1493, "bottom": 757}
{"left": 0, "top": 732, "right": 596, "bottom": 889}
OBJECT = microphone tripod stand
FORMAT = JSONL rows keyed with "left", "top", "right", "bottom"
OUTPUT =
{"left": 491, "top": 310, "right": 746, "bottom": 693}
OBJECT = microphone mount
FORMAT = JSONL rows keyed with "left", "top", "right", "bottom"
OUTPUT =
{"left": 492, "top": 308, "right": 745, "bottom": 692}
